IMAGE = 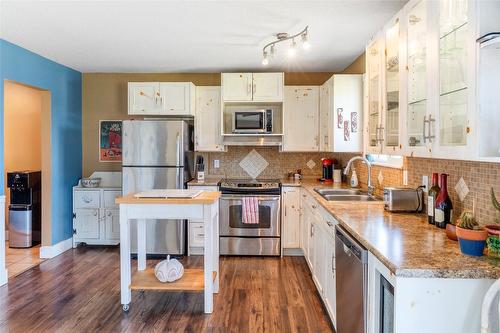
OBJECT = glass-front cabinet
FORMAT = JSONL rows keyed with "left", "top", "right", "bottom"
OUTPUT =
{"left": 438, "top": 0, "right": 469, "bottom": 148}
{"left": 365, "top": 0, "right": 479, "bottom": 160}
{"left": 366, "top": 37, "right": 384, "bottom": 154}
{"left": 406, "top": 0, "right": 430, "bottom": 154}
{"left": 383, "top": 17, "right": 401, "bottom": 152}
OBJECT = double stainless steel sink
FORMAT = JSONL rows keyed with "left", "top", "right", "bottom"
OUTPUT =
{"left": 314, "top": 188, "right": 381, "bottom": 202}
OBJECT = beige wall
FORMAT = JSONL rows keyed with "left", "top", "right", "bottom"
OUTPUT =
{"left": 342, "top": 53, "right": 366, "bottom": 74}
{"left": 4, "top": 81, "right": 42, "bottom": 227}
{"left": 82, "top": 72, "right": 337, "bottom": 176}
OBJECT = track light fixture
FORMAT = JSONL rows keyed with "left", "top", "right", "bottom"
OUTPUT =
{"left": 262, "top": 26, "right": 309, "bottom": 66}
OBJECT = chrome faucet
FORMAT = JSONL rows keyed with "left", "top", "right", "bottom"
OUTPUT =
{"left": 344, "top": 156, "right": 374, "bottom": 196}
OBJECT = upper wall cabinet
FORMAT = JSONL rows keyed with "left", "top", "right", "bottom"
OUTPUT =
{"left": 221, "top": 72, "right": 283, "bottom": 102}
{"left": 365, "top": 37, "right": 384, "bottom": 155}
{"left": 128, "top": 82, "right": 195, "bottom": 116}
{"left": 320, "top": 75, "right": 364, "bottom": 152}
{"left": 365, "top": 0, "right": 494, "bottom": 161}
{"left": 383, "top": 15, "right": 404, "bottom": 155}
{"left": 282, "top": 86, "right": 319, "bottom": 152}
{"left": 195, "top": 86, "right": 224, "bottom": 152}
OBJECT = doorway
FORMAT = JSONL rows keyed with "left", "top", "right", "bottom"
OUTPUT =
{"left": 3, "top": 81, "right": 51, "bottom": 278}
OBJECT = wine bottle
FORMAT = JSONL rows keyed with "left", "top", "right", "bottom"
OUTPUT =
{"left": 427, "top": 173, "right": 440, "bottom": 224}
{"left": 434, "top": 174, "right": 453, "bottom": 229}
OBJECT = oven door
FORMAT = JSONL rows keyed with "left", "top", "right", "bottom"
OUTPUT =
{"left": 220, "top": 194, "right": 280, "bottom": 237}
{"left": 232, "top": 111, "right": 265, "bottom": 133}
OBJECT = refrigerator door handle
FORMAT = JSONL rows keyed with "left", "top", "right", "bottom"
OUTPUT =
{"left": 176, "top": 132, "right": 181, "bottom": 188}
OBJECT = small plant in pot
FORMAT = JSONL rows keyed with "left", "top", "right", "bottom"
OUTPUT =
{"left": 456, "top": 210, "right": 487, "bottom": 256}
{"left": 485, "top": 188, "right": 500, "bottom": 257}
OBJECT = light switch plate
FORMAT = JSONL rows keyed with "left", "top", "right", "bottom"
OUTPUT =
{"left": 214, "top": 159, "right": 219, "bottom": 169}
{"left": 403, "top": 170, "right": 408, "bottom": 186}
{"left": 422, "top": 175, "right": 429, "bottom": 192}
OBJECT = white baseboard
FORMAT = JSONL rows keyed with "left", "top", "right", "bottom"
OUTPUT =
{"left": 40, "top": 237, "right": 73, "bottom": 259}
{"left": 283, "top": 248, "right": 304, "bottom": 256}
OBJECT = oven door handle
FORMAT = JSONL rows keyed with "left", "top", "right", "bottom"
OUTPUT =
{"left": 221, "top": 195, "right": 280, "bottom": 201}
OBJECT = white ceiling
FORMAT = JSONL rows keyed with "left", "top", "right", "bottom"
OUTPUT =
{"left": 0, "top": 0, "right": 406, "bottom": 73}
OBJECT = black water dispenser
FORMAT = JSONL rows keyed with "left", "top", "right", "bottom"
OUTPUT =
{"left": 7, "top": 171, "right": 41, "bottom": 248}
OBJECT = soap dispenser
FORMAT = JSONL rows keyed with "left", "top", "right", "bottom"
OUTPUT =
{"left": 350, "top": 169, "right": 359, "bottom": 188}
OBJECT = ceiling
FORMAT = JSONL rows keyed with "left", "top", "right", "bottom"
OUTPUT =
{"left": 0, "top": 0, "right": 406, "bottom": 73}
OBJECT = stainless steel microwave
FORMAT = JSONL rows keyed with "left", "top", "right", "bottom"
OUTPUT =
{"left": 232, "top": 109, "right": 273, "bottom": 134}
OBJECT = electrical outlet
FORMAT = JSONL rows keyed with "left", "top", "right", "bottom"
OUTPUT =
{"left": 403, "top": 170, "right": 408, "bottom": 186}
{"left": 214, "top": 159, "right": 220, "bottom": 169}
{"left": 422, "top": 175, "right": 429, "bottom": 192}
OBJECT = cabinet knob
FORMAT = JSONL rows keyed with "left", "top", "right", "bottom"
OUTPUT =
{"left": 93, "top": 211, "right": 98, "bottom": 216}
{"left": 108, "top": 211, "right": 112, "bottom": 217}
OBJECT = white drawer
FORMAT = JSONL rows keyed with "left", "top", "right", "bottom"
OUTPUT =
{"left": 103, "top": 190, "right": 121, "bottom": 209}
{"left": 189, "top": 222, "right": 204, "bottom": 247}
{"left": 74, "top": 191, "right": 100, "bottom": 209}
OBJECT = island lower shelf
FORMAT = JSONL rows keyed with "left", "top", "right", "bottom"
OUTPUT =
{"left": 130, "top": 268, "right": 217, "bottom": 292}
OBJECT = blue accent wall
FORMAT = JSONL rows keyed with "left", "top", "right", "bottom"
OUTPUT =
{"left": 0, "top": 39, "right": 82, "bottom": 245}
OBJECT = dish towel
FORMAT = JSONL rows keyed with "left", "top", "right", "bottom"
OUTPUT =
{"left": 242, "top": 197, "right": 259, "bottom": 224}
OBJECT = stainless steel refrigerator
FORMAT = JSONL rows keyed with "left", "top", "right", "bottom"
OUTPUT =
{"left": 122, "top": 119, "right": 194, "bottom": 255}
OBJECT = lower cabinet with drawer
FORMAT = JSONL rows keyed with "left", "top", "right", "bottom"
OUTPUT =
{"left": 73, "top": 186, "right": 122, "bottom": 247}
{"left": 187, "top": 184, "right": 218, "bottom": 255}
{"left": 300, "top": 188, "right": 338, "bottom": 329}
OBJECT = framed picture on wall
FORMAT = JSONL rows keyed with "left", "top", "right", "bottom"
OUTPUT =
{"left": 99, "top": 120, "right": 122, "bottom": 162}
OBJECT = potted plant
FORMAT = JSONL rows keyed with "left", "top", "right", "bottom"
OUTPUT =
{"left": 456, "top": 210, "right": 487, "bottom": 256}
{"left": 485, "top": 188, "right": 500, "bottom": 257}
{"left": 445, "top": 220, "right": 458, "bottom": 241}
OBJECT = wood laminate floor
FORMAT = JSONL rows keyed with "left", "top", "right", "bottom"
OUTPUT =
{"left": 0, "top": 246, "right": 334, "bottom": 333}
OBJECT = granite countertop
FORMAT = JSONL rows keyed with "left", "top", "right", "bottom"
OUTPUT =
{"left": 187, "top": 177, "right": 222, "bottom": 186}
{"left": 297, "top": 180, "right": 500, "bottom": 279}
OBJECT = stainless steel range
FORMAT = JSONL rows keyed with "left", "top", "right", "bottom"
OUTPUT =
{"left": 219, "top": 179, "right": 281, "bottom": 256}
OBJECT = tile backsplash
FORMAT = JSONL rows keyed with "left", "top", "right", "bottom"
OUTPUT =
{"left": 198, "top": 147, "right": 500, "bottom": 226}
{"left": 197, "top": 147, "right": 356, "bottom": 179}
{"left": 351, "top": 157, "right": 500, "bottom": 227}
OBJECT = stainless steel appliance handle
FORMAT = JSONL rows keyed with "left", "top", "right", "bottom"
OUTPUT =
{"left": 176, "top": 132, "right": 181, "bottom": 188}
{"left": 221, "top": 195, "right": 280, "bottom": 201}
{"left": 428, "top": 115, "right": 436, "bottom": 142}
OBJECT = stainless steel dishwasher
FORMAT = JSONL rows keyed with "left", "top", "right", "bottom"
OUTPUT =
{"left": 335, "top": 225, "right": 368, "bottom": 333}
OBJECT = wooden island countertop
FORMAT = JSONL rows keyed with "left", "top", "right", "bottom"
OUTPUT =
{"left": 115, "top": 191, "right": 221, "bottom": 205}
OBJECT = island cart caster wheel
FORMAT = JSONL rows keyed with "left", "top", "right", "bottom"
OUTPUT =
{"left": 122, "top": 304, "right": 130, "bottom": 312}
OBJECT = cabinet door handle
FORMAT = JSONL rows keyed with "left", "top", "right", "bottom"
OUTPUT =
{"left": 428, "top": 115, "right": 435, "bottom": 142}
{"left": 253, "top": 83, "right": 256, "bottom": 94}
{"left": 326, "top": 221, "right": 333, "bottom": 227}
{"left": 247, "top": 82, "right": 252, "bottom": 95}
{"left": 422, "top": 115, "right": 429, "bottom": 143}
{"left": 93, "top": 211, "right": 98, "bottom": 217}
{"left": 311, "top": 204, "right": 317, "bottom": 209}
{"left": 83, "top": 196, "right": 92, "bottom": 203}
{"left": 107, "top": 211, "right": 112, "bottom": 217}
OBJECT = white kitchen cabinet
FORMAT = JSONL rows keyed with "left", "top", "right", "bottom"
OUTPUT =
{"left": 283, "top": 86, "right": 319, "bottom": 152}
{"left": 128, "top": 82, "right": 163, "bottom": 115}
{"left": 321, "top": 75, "right": 364, "bottom": 153}
{"left": 73, "top": 186, "right": 121, "bottom": 246}
{"left": 365, "top": 37, "right": 385, "bottom": 155}
{"left": 366, "top": 0, "right": 487, "bottom": 161}
{"left": 195, "top": 86, "right": 224, "bottom": 152}
{"left": 319, "top": 83, "right": 332, "bottom": 152}
{"left": 104, "top": 209, "right": 120, "bottom": 240}
{"left": 186, "top": 185, "right": 218, "bottom": 255}
{"left": 282, "top": 186, "right": 301, "bottom": 249}
{"left": 382, "top": 14, "right": 404, "bottom": 155}
{"left": 221, "top": 72, "right": 283, "bottom": 102}
{"left": 252, "top": 73, "right": 284, "bottom": 102}
{"left": 128, "top": 82, "right": 195, "bottom": 116}
{"left": 73, "top": 208, "right": 100, "bottom": 240}
{"left": 221, "top": 73, "right": 253, "bottom": 101}
{"left": 159, "top": 82, "right": 195, "bottom": 116}
{"left": 403, "top": 0, "right": 434, "bottom": 157}
{"left": 324, "top": 233, "right": 337, "bottom": 327}
{"left": 312, "top": 221, "right": 328, "bottom": 295}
